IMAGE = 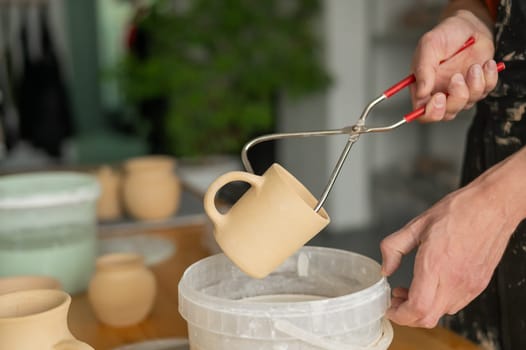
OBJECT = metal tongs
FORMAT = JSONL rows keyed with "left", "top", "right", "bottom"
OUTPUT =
{"left": 242, "top": 37, "right": 505, "bottom": 212}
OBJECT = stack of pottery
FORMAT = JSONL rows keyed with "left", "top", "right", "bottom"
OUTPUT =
{"left": 94, "top": 155, "right": 182, "bottom": 222}
{"left": 121, "top": 156, "right": 181, "bottom": 221}
{"left": 88, "top": 253, "right": 156, "bottom": 327}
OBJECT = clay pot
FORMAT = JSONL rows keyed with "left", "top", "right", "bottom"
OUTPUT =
{"left": 0, "top": 275, "right": 62, "bottom": 295}
{"left": 0, "top": 289, "right": 93, "bottom": 349}
{"left": 95, "top": 165, "right": 122, "bottom": 221}
{"left": 121, "top": 156, "right": 181, "bottom": 221}
{"left": 88, "top": 253, "right": 156, "bottom": 327}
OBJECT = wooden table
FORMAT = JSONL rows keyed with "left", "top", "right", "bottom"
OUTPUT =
{"left": 69, "top": 223, "right": 481, "bottom": 350}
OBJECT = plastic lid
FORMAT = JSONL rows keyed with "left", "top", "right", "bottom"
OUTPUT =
{"left": 0, "top": 172, "right": 100, "bottom": 209}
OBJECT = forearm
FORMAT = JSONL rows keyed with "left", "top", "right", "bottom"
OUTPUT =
{"left": 443, "top": 0, "right": 494, "bottom": 33}
{"left": 468, "top": 146, "right": 526, "bottom": 235}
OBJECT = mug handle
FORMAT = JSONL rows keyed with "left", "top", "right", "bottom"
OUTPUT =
{"left": 204, "top": 171, "right": 263, "bottom": 228}
{"left": 53, "top": 339, "right": 94, "bottom": 350}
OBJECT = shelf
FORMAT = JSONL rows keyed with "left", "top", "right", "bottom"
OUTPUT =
{"left": 98, "top": 190, "right": 206, "bottom": 235}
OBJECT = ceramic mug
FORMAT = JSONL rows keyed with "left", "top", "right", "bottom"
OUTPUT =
{"left": 204, "top": 163, "right": 330, "bottom": 278}
{"left": 0, "top": 289, "right": 93, "bottom": 350}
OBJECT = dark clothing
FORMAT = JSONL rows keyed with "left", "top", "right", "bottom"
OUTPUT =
{"left": 444, "top": 0, "right": 526, "bottom": 349}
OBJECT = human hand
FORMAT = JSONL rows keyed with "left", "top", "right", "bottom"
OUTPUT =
{"left": 380, "top": 149, "right": 526, "bottom": 328}
{"left": 412, "top": 9, "right": 496, "bottom": 122}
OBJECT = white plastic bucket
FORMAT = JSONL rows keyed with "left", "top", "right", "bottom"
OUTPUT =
{"left": 0, "top": 172, "right": 100, "bottom": 293}
{"left": 179, "top": 246, "right": 392, "bottom": 350}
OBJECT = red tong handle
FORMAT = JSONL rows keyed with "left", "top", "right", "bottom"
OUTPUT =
{"left": 404, "top": 61, "right": 506, "bottom": 122}
{"left": 383, "top": 36, "right": 476, "bottom": 98}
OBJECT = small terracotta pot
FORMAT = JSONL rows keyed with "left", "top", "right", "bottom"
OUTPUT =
{"left": 0, "top": 289, "right": 93, "bottom": 349}
{"left": 0, "top": 275, "right": 62, "bottom": 295}
{"left": 95, "top": 165, "right": 122, "bottom": 221}
{"left": 121, "top": 156, "right": 181, "bottom": 221}
{"left": 88, "top": 253, "right": 156, "bottom": 327}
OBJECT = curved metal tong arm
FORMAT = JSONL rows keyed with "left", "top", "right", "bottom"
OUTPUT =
{"left": 312, "top": 94, "right": 386, "bottom": 212}
{"left": 240, "top": 95, "right": 388, "bottom": 213}
{"left": 241, "top": 127, "right": 352, "bottom": 174}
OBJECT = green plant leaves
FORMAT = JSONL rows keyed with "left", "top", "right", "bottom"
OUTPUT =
{"left": 117, "top": 0, "right": 330, "bottom": 157}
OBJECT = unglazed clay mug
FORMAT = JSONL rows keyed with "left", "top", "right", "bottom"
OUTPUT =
{"left": 204, "top": 163, "right": 330, "bottom": 278}
{"left": 0, "top": 289, "right": 93, "bottom": 350}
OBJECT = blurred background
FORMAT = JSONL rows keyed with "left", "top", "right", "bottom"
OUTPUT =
{"left": 0, "top": 0, "right": 472, "bottom": 287}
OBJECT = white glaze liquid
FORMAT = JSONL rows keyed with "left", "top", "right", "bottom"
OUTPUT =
{"left": 242, "top": 294, "right": 325, "bottom": 302}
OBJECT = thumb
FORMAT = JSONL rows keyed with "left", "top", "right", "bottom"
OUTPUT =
{"left": 413, "top": 64, "right": 437, "bottom": 103}
{"left": 411, "top": 33, "right": 442, "bottom": 102}
{"left": 380, "top": 226, "right": 420, "bottom": 277}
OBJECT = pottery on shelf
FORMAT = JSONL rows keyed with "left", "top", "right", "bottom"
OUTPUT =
{"left": 95, "top": 165, "right": 122, "bottom": 221}
{"left": 0, "top": 275, "right": 62, "bottom": 295}
{"left": 88, "top": 253, "right": 157, "bottom": 327}
{"left": 0, "top": 289, "right": 94, "bottom": 350}
{"left": 121, "top": 156, "right": 181, "bottom": 221}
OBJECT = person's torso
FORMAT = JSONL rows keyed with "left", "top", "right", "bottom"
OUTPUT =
{"left": 474, "top": 0, "right": 526, "bottom": 160}
{"left": 489, "top": 0, "right": 526, "bottom": 100}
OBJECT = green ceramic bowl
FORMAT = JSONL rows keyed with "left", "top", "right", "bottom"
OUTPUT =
{"left": 0, "top": 172, "right": 100, "bottom": 294}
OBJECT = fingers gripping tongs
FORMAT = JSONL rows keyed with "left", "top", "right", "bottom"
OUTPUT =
{"left": 241, "top": 37, "right": 505, "bottom": 213}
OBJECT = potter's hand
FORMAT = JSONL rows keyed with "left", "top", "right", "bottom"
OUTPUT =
{"left": 412, "top": 7, "right": 496, "bottom": 122}
{"left": 380, "top": 149, "right": 526, "bottom": 328}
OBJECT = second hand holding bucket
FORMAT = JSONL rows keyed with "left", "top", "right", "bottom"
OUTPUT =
{"left": 242, "top": 37, "right": 505, "bottom": 213}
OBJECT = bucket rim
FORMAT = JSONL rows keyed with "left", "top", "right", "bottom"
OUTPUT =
{"left": 178, "top": 246, "right": 389, "bottom": 316}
